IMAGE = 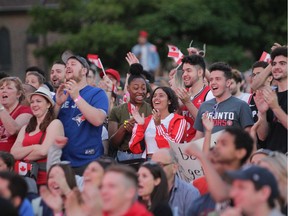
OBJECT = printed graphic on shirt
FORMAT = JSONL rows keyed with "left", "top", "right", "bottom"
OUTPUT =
{"left": 72, "top": 113, "right": 86, "bottom": 126}
{"left": 205, "top": 112, "right": 235, "bottom": 127}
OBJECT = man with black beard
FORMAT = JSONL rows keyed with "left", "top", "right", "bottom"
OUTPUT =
{"left": 175, "top": 55, "right": 213, "bottom": 142}
{"left": 50, "top": 61, "right": 66, "bottom": 92}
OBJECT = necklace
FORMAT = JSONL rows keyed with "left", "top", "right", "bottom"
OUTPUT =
{"left": 190, "top": 85, "right": 206, "bottom": 101}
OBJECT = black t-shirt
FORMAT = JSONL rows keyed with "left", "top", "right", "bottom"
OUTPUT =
{"left": 262, "top": 90, "right": 288, "bottom": 153}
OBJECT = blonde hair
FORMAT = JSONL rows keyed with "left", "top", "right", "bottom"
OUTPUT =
{"left": 0, "top": 77, "right": 25, "bottom": 103}
{"left": 260, "top": 152, "right": 287, "bottom": 203}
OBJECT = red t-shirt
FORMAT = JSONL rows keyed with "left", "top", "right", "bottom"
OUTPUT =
{"left": 103, "top": 201, "right": 152, "bottom": 216}
{"left": 180, "top": 86, "right": 210, "bottom": 142}
{"left": 0, "top": 104, "right": 32, "bottom": 152}
{"left": 22, "top": 131, "right": 47, "bottom": 185}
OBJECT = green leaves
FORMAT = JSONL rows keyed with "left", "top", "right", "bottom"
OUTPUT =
{"left": 29, "top": 0, "right": 287, "bottom": 71}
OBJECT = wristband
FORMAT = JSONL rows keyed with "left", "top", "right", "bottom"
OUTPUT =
{"left": 54, "top": 212, "right": 63, "bottom": 216}
{"left": 74, "top": 95, "right": 82, "bottom": 103}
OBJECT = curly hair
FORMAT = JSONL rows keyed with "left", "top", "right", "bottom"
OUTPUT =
{"left": 151, "top": 87, "right": 179, "bottom": 113}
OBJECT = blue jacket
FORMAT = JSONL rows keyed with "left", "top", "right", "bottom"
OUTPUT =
{"left": 132, "top": 42, "right": 160, "bottom": 72}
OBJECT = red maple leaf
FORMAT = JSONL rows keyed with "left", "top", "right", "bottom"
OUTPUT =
{"left": 20, "top": 166, "right": 26, "bottom": 172}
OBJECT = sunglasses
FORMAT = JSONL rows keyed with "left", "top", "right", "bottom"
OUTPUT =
{"left": 212, "top": 103, "right": 219, "bottom": 117}
{"left": 189, "top": 40, "right": 206, "bottom": 57}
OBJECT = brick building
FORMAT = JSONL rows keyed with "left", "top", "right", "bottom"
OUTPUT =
{"left": 0, "top": 0, "right": 60, "bottom": 80}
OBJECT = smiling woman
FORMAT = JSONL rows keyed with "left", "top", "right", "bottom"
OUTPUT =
{"left": 10, "top": 87, "right": 64, "bottom": 186}
{"left": 31, "top": 163, "right": 77, "bottom": 216}
{"left": 108, "top": 65, "right": 152, "bottom": 164}
{"left": 0, "top": 77, "right": 33, "bottom": 152}
{"left": 129, "top": 87, "right": 187, "bottom": 158}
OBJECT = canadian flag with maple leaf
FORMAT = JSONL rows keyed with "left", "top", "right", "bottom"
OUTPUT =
{"left": 87, "top": 54, "right": 104, "bottom": 69}
{"left": 15, "top": 161, "right": 32, "bottom": 176}
{"left": 167, "top": 44, "right": 184, "bottom": 65}
{"left": 259, "top": 51, "right": 271, "bottom": 63}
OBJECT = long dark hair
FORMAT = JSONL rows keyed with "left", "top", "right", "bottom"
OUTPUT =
{"left": 151, "top": 86, "right": 179, "bottom": 113}
{"left": 26, "top": 97, "right": 55, "bottom": 133}
{"left": 139, "top": 161, "right": 169, "bottom": 212}
{"left": 47, "top": 163, "right": 77, "bottom": 192}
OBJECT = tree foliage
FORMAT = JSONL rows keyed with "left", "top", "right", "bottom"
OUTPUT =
{"left": 29, "top": 0, "right": 287, "bottom": 72}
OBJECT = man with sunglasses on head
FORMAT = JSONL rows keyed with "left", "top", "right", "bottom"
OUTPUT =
{"left": 193, "top": 62, "right": 254, "bottom": 140}
{"left": 175, "top": 55, "right": 214, "bottom": 142}
{"left": 151, "top": 148, "right": 200, "bottom": 216}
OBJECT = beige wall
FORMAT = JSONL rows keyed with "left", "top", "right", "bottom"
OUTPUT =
{"left": 0, "top": 12, "right": 61, "bottom": 81}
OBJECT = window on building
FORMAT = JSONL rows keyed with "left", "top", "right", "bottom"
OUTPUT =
{"left": 0, "top": 27, "right": 12, "bottom": 71}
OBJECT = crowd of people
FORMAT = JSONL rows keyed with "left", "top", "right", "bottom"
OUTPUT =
{"left": 0, "top": 30, "right": 286, "bottom": 216}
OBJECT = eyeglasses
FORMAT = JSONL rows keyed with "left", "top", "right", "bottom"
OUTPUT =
{"left": 157, "top": 162, "right": 174, "bottom": 168}
{"left": 143, "top": 160, "right": 173, "bottom": 168}
{"left": 142, "top": 161, "right": 159, "bottom": 166}
{"left": 212, "top": 103, "right": 219, "bottom": 117}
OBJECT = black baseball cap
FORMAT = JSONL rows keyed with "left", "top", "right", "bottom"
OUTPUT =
{"left": 61, "top": 50, "right": 90, "bottom": 71}
{"left": 224, "top": 165, "right": 279, "bottom": 200}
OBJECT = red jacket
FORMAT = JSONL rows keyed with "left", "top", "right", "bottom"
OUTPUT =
{"left": 103, "top": 201, "right": 152, "bottom": 216}
{"left": 129, "top": 113, "right": 187, "bottom": 154}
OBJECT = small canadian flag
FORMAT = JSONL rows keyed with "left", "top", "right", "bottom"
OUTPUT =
{"left": 259, "top": 51, "right": 271, "bottom": 63}
{"left": 87, "top": 54, "right": 104, "bottom": 69}
{"left": 168, "top": 45, "right": 180, "bottom": 58}
{"left": 167, "top": 44, "right": 184, "bottom": 65}
{"left": 17, "top": 161, "right": 32, "bottom": 176}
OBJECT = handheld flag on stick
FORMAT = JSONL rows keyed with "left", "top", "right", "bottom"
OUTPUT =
{"left": 98, "top": 58, "right": 106, "bottom": 76}
{"left": 87, "top": 54, "right": 106, "bottom": 76}
{"left": 259, "top": 51, "right": 271, "bottom": 63}
{"left": 167, "top": 44, "right": 184, "bottom": 65}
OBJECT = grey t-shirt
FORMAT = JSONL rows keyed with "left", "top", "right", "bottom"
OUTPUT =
{"left": 194, "top": 96, "right": 254, "bottom": 133}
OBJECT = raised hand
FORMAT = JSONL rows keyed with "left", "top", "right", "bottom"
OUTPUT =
{"left": 65, "top": 188, "right": 84, "bottom": 216}
{"left": 187, "top": 47, "right": 199, "bottom": 56}
{"left": 40, "top": 186, "right": 63, "bottom": 213}
{"left": 175, "top": 87, "right": 191, "bottom": 104}
{"left": 184, "top": 142, "right": 203, "bottom": 159}
{"left": 131, "top": 108, "right": 145, "bottom": 125}
{"left": 65, "top": 187, "right": 102, "bottom": 216}
{"left": 56, "top": 83, "right": 69, "bottom": 106}
{"left": 202, "top": 111, "right": 214, "bottom": 132}
{"left": 262, "top": 87, "right": 279, "bottom": 110}
{"left": 152, "top": 109, "right": 161, "bottom": 126}
{"left": 169, "top": 69, "right": 176, "bottom": 80}
{"left": 65, "top": 79, "right": 80, "bottom": 101}
{"left": 125, "top": 52, "right": 140, "bottom": 65}
{"left": 271, "top": 42, "right": 282, "bottom": 51}
{"left": 254, "top": 90, "right": 269, "bottom": 114}
{"left": 102, "top": 75, "right": 114, "bottom": 92}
